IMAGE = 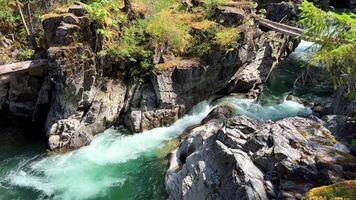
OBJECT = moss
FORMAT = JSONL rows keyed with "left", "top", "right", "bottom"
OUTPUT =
{"left": 0, "top": 0, "right": 19, "bottom": 33}
{"left": 306, "top": 180, "right": 356, "bottom": 200}
{"left": 321, "top": 131, "right": 337, "bottom": 145}
{"left": 145, "top": 9, "right": 192, "bottom": 53}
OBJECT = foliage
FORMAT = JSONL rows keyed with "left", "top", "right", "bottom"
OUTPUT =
{"left": 17, "top": 49, "right": 34, "bottom": 60}
{"left": 215, "top": 27, "right": 240, "bottom": 48}
{"left": 85, "top": 0, "right": 109, "bottom": 22}
{"left": 84, "top": 0, "right": 127, "bottom": 44}
{"left": 0, "top": 0, "right": 18, "bottom": 33}
{"left": 203, "top": 0, "right": 227, "bottom": 15}
{"left": 187, "top": 26, "right": 217, "bottom": 57}
{"left": 101, "top": 20, "right": 153, "bottom": 78}
{"left": 93, "top": 0, "right": 244, "bottom": 77}
{"left": 145, "top": 10, "right": 191, "bottom": 52}
{"left": 299, "top": 1, "right": 356, "bottom": 95}
{"left": 258, "top": 8, "right": 267, "bottom": 18}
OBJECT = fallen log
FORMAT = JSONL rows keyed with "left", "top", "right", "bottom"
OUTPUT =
{"left": 0, "top": 59, "right": 48, "bottom": 76}
{"left": 254, "top": 15, "right": 304, "bottom": 37}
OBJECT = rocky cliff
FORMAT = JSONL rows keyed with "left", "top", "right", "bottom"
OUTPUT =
{"left": 0, "top": 1, "right": 299, "bottom": 151}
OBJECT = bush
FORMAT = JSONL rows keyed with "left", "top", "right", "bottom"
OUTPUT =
{"left": 0, "top": 0, "right": 18, "bottom": 33}
{"left": 17, "top": 49, "right": 35, "bottom": 61}
{"left": 215, "top": 28, "right": 240, "bottom": 48}
{"left": 145, "top": 10, "right": 191, "bottom": 52}
{"left": 203, "top": 0, "right": 227, "bottom": 16}
{"left": 187, "top": 26, "right": 217, "bottom": 57}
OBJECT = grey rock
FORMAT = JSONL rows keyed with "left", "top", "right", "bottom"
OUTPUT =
{"left": 166, "top": 109, "right": 356, "bottom": 199}
{"left": 225, "top": 31, "right": 298, "bottom": 97}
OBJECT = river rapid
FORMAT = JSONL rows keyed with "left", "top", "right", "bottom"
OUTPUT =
{"left": 0, "top": 41, "right": 316, "bottom": 200}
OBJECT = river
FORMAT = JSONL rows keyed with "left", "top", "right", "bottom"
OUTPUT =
{"left": 0, "top": 41, "right": 316, "bottom": 200}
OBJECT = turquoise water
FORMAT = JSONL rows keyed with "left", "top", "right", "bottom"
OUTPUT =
{"left": 0, "top": 41, "right": 315, "bottom": 200}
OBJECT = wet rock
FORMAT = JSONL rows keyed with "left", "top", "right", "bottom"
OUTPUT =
{"left": 166, "top": 110, "right": 356, "bottom": 199}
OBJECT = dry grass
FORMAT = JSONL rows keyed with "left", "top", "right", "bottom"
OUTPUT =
{"left": 190, "top": 20, "right": 216, "bottom": 30}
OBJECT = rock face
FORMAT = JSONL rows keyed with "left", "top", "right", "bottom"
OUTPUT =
{"left": 166, "top": 106, "right": 356, "bottom": 200}
{"left": 43, "top": 4, "right": 126, "bottom": 150}
{"left": 0, "top": 1, "right": 301, "bottom": 151}
{"left": 0, "top": 69, "right": 49, "bottom": 121}
{"left": 224, "top": 31, "right": 298, "bottom": 98}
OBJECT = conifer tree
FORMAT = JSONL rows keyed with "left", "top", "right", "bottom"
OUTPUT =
{"left": 300, "top": 1, "right": 356, "bottom": 96}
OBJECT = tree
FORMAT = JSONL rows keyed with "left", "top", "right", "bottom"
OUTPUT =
{"left": 15, "top": 0, "right": 37, "bottom": 49}
{"left": 299, "top": 0, "right": 356, "bottom": 96}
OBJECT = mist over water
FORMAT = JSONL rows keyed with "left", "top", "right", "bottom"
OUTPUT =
{"left": 0, "top": 41, "right": 314, "bottom": 200}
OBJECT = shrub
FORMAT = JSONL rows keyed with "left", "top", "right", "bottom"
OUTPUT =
{"left": 203, "top": 0, "right": 227, "bottom": 16}
{"left": 145, "top": 10, "right": 191, "bottom": 52}
{"left": 17, "top": 49, "right": 35, "bottom": 61}
{"left": 0, "top": 0, "right": 18, "bottom": 33}
{"left": 215, "top": 28, "right": 240, "bottom": 48}
{"left": 187, "top": 26, "right": 218, "bottom": 57}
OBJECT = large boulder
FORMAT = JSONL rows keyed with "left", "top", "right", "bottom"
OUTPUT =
{"left": 166, "top": 108, "right": 356, "bottom": 199}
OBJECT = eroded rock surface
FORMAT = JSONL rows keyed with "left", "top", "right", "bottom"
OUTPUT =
{"left": 43, "top": 4, "right": 127, "bottom": 151}
{"left": 166, "top": 106, "right": 356, "bottom": 200}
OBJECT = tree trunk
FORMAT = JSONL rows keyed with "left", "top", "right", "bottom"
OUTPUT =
{"left": 15, "top": 0, "right": 30, "bottom": 36}
{"left": 26, "top": 0, "right": 38, "bottom": 49}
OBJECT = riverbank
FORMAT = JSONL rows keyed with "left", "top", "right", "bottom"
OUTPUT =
{"left": 0, "top": 40, "right": 336, "bottom": 199}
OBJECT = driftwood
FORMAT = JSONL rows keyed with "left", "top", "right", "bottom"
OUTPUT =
{"left": 0, "top": 59, "right": 48, "bottom": 76}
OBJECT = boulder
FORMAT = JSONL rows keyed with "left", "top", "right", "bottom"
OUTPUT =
{"left": 166, "top": 110, "right": 356, "bottom": 199}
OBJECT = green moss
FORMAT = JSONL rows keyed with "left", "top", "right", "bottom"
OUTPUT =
{"left": 306, "top": 180, "right": 356, "bottom": 200}
{"left": 203, "top": 0, "right": 227, "bottom": 16}
{"left": 321, "top": 131, "right": 337, "bottom": 145}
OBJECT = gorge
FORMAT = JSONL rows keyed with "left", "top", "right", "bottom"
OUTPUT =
{"left": 0, "top": 0, "right": 355, "bottom": 199}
